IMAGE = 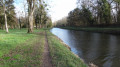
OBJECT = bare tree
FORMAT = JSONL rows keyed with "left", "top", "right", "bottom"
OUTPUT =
{"left": 27, "top": 0, "right": 36, "bottom": 33}
{"left": 1, "top": 0, "right": 9, "bottom": 33}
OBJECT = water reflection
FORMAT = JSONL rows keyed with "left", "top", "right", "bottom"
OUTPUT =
{"left": 51, "top": 28, "right": 120, "bottom": 67}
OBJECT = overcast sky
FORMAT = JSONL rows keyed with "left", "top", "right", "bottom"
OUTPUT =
{"left": 47, "top": 0, "right": 77, "bottom": 22}
{"left": 14, "top": 0, "right": 77, "bottom": 22}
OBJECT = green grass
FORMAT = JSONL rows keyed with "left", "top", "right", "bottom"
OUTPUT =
{"left": 0, "top": 29, "right": 45, "bottom": 67}
{"left": 61, "top": 27, "right": 120, "bottom": 35}
{"left": 0, "top": 28, "right": 87, "bottom": 67}
{"left": 0, "top": 28, "right": 43, "bottom": 34}
{"left": 47, "top": 31, "right": 87, "bottom": 67}
{"left": 61, "top": 27, "right": 120, "bottom": 31}
{"left": 0, "top": 29, "right": 41, "bottom": 57}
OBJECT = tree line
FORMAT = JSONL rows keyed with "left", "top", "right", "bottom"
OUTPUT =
{"left": 55, "top": 0, "right": 120, "bottom": 27}
{"left": 0, "top": 0, "right": 52, "bottom": 33}
{"left": 54, "top": 17, "right": 67, "bottom": 27}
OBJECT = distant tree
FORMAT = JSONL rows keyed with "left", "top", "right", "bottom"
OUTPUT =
{"left": 113, "top": 0, "right": 120, "bottom": 23}
{"left": 67, "top": 8, "right": 82, "bottom": 26}
{"left": 55, "top": 17, "right": 67, "bottom": 27}
{"left": 0, "top": 13, "right": 4, "bottom": 29}
{"left": 67, "top": 7, "right": 94, "bottom": 26}
{"left": 82, "top": 6, "right": 94, "bottom": 25}
{"left": 34, "top": 12, "right": 39, "bottom": 29}
{"left": 46, "top": 17, "right": 52, "bottom": 28}
{"left": 100, "top": 0, "right": 111, "bottom": 24}
{"left": 34, "top": 0, "right": 49, "bottom": 29}
{"left": 0, "top": 0, "right": 14, "bottom": 33}
{"left": 0, "top": 6, "right": 4, "bottom": 29}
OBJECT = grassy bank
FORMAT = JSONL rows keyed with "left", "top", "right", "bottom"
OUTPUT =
{"left": 47, "top": 30, "right": 87, "bottom": 67}
{"left": 0, "top": 29, "right": 45, "bottom": 67}
{"left": 0, "top": 28, "right": 87, "bottom": 67}
{"left": 61, "top": 27, "right": 120, "bottom": 35}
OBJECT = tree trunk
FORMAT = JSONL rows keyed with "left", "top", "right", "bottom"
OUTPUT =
{"left": 27, "top": 0, "right": 36, "bottom": 33}
{"left": 40, "top": 24, "right": 42, "bottom": 28}
{"left": 28, "top": 11, "right": 34, "bottom": 33}
{"left": 39, "top": 23, "right": 40, "bottom": 28}
{"left": 1, "top": 25, "right": 4, "bottom": 30}
{"left": 3, "top": 2, "right": 9, "bottom": 33}
{"left": 4, "top": 12, "right": 9, "bottom": 33}
{"left": 19, "top": 18, "right": 22, "bottom": 29}
{"left": 39, "top": 15, "right": 42, "bottom": 28}
{"left": 20, "top": 23, "right": 22, "bottom": 29}
{"left": 35, "top": 22, "right": 38, "bottom": 29}
{"left": 39, "top": 23, "right": 42, "bottom": 28}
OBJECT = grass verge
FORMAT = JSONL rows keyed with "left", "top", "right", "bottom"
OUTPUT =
{"left": 47, "top": 30, "right": 87, "bottom": 67}
{"left": 0, "top": 29, "right": 45, "bottom": 67}
{"left": 61, "top": 27, "right": 120, "bottom": 35}
{"left": 0, "top": 28, "right": 88, "bottom": 67}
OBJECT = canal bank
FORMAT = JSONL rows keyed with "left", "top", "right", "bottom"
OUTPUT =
{"left": 47, "top": 30, "right": 88, "bottom": 67}
{"left": 51, "top": 28, "right": 120, "bottom": 67}
{"left": 60, "top": 27, "right": 120, "bottom": 35}
{"left": 0, "top": 28, "right": 87, "bottom": 67}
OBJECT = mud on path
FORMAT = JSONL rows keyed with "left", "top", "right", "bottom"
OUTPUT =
{"left": 41, "top": 31, "right": 53, "bottom": 67}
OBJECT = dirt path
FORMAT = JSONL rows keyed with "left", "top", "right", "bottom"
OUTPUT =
{"left": 41, "top": 31, "right": 53, "bottom": 67}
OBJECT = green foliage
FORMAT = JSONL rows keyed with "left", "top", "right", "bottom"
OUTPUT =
{"left": 100, "top": 0, "right": 111, "bottom": 24}
{"left": 67, "top": 8, "right": 81, "bottom": 26}
{"left": 34, "top": 0, "right": 52, "bottom": 29}
{"left": 114, "top": 0, "right": 120, "bottom": 3}
{"left": 67, "top": 7, "right": 94, "bottom": 26}
{"left": 81, "top": 7, "right": 94, "bottom": 25}
{"left": 0, "top": 0, "right": 16, "bottom": 29}
{"left": 46, "top": 18, "right": 52, "bottom": 28}
{"left": 56, "top": 0, "right": 119, "bottom": 27}
{"left": 55, "top": 17, "right": 67, "bottom": 27}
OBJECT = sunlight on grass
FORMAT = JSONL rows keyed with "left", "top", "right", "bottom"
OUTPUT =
{"left": 0, "top": 29, "right": 45, "bottom": 67}
{"left": 0, "top": 29, "right": 38, "bottom": 57}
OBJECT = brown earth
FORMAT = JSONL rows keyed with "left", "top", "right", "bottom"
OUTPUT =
{"left": 41, "top": 31, "right": 53, "bottom": 67}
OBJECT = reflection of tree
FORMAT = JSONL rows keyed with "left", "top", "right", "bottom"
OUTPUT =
{"left": 66, "top": 31, "right": 93, "bottom": 61}
{"left": 88, "top": 34, "right": 110, "bottom": 66}
{"left": 108, "top": 36, "right": 120, "bottom": 67}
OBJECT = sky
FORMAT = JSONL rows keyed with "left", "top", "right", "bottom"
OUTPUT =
{"left": 14, "top": 0, "right": 27, "bottom": 18}
{"left": 14, "top": 0, "right": 77, "bottom": 22}
{"left": 47, "top": 0, "right": 77, "bottom": 22}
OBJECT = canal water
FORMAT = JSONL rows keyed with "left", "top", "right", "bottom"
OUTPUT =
{"left": 51, "top": 28, "right": 120, "bottom": 67}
